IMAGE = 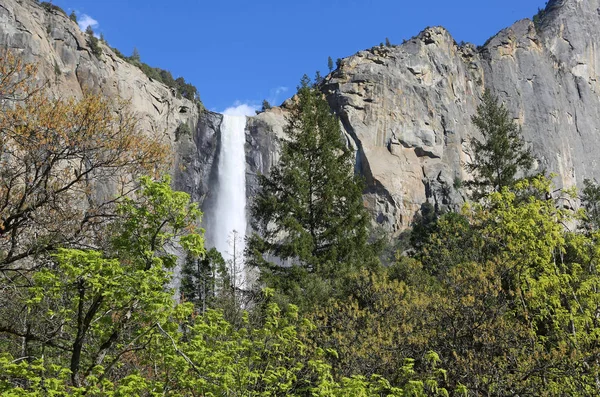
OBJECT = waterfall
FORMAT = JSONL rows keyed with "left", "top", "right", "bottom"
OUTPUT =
{"left": 211, "top": 113, "right": 248, "bottom": 290}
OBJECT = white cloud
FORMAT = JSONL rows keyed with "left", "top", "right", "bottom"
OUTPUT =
{"left": 78, "top": 14, "right": 98, "bottom": 32}
{"left": 268, "top": 86, "right": 289, "bottom": 106}
{"left": 222, "top": 101, "right": 258, "bottom": 117}
{"left": 274, "top": 86, "right": 288, "bottom": 96}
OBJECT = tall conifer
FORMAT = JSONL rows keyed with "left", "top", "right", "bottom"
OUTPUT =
{"left": 247, "top": 75, "right": 377, "bottom": 307}
{"left": 467, "top": 89, "right": 535, "bottom": 200}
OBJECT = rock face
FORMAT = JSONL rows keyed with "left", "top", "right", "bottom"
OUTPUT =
{"left": 3, "top": 0, "right": 600, "bottom": 236}
{"left": 0, "top": 0, "right": 199, "bottom": 173}
{"left": 312, "top": 0, "right": 600, "bottom": 233}
{"left": 0, "top": 0, "right": 284, "bottom": 233}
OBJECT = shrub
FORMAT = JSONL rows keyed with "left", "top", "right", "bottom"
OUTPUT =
{"left": 85, "top": 26, "right": 102, "bottom": 58}
{"left": 533, "top": 3, "right": 549, "bottom": 31}
{"left": 175, "top": 122, "right": 192, "bottom": 141}
{"left": 39, "top": 1, "right": 66, "bottom": 15}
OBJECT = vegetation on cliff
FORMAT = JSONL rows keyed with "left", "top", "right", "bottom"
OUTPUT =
{"left": 0, "top": 51, "right": 443, "bottom": 396}
{"left": 3, "top": 36, "right": 600, "bottom": 395}
{"left": 110, "top": 45, "right": 201, "bottom": 106}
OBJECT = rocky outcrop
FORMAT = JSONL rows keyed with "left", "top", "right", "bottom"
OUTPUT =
{"left": 3, "top": 0, "right": 600, "bottom": 236}
{"left": 323, "top": 28, "right": 476, "bottom": 233}
{"left": 312, "top": 0, "right": 600, "bottom": 233}
{"left": 0, "top": 0, "right": 199, "bottom": 169}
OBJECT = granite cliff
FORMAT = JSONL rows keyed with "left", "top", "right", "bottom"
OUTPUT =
{"left": 0, "top": 0, "right": 204, "bottom": 197}
{"left": 317, "top": 0, "right": 600, "bottom": 233}
{"left": 2, "top": 0, "right": 600, "bottom": 235}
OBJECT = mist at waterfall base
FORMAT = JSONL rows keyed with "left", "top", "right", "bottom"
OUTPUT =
{"left": 206, "top": 104, "right": 254, "bottom": 291}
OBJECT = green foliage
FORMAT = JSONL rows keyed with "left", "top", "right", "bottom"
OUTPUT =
{"left": 103, "top": 46, "right": 202, "bottom": 106}
{"left": 533, "top": 2, "right": 549, "bottom": 31}
{"left": 174, "top": 121, "right": 191, "bottom": 141}
{"left": 466, "top": 89, "right": 535, "bottom": 200}
{"left": 85, "top": 26, "right": 102, "bottom": 58}
{"left": 314, "top": 70, "right": 324, "bottom": 86}
{"left": 409, "top": 201, "right": 439, "bottom": 253}
{"left": 336, "top": 58, "right": 343, "bottom": 69}
{"left": 581, "top": 178, "right": 600, "bottom": 230}
{"left": 310, "top": 175, "right": 600, "bottom": 394}
{"left": 180, "top": 247, "right": 227, "bottom": 312}
{"left": 248, "top": 75, "right": 378, "bottom": 309}
{"left": 453, "top": 176, "right": 462, "bottom": 189}
{"left": 0, "top": 177, "right": 204, "bottom": 390}
{"left": 131, "top": 47, "right": 141, "bottom": 62}
{"left": 327, "top": 56, "right": 334, "bottom": 72}
{"left": 0, "top": 299, "right": 439, "bottom": 396}
{"left": 404, "top": 177, "right": 600, "bottom": 394}
{"left": 69, "top": 10, "right": 77, "bottom": 23}
{"left": 386, "top": 37, "right": 392, "bottom": 47}
{"left": 262, "top": 98, "right": 272, "bottom": 111}
{"left": 121, "top": 48, "right": 200, "bottom": 103}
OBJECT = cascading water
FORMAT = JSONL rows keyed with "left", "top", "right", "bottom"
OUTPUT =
{"left": 211, "top": 112, "right": 248, "bottom": 290}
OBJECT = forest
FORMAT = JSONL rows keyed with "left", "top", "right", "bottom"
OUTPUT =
{"left": 1, "top": 49, "right": 600, "bottom": 396}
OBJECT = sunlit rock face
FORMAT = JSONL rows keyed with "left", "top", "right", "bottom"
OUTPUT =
{"left": 3, "top": 0, "right": 600, "bottom": 236}
{"left": 238, "top": 0, "right": 600, "bottom": 235}
{"left": 313, "top": 0, "right": 600, "bottom": 234}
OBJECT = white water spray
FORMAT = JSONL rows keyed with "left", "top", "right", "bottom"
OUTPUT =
{"left": 212, "top": 112, "right": 248, "bottom": 289}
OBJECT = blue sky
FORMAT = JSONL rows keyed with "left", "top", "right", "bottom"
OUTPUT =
{"left": 52, "top": 0, "right": 547, "bottom": 113}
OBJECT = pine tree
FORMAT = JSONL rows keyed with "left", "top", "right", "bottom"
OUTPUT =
{"left": 180, "top": 247, "right": 226, "bottom": 313}
{"left": 84, "top": 25, "right": 102, "bottom": 57}
{"left": 69, "top": 11, "right": 77, "bottom": 23}
{"left": 261, "top": 99, "right": 271, "bottom": 112}
{"left": 467, "top": 89, "right": 535, "bottom": 200}
{"left": 247, "top": 75, "right": 377, "bottom": 307}
{"left": 327, "top": 56, "right": 334, "bottom": 72}
{"left": 131, "top": 47, "right": 141, "bottom": 62}
{"left": 581, "top": 179, "right": 600, "bottom": 230}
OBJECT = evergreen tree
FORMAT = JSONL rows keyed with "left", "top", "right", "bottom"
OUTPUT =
{"left": 581, "top": 178, "right": 600, "bottom": 230}
{"left": 466, "top": 89, "right": 534, "bottom": 200}
{"left": 69, "top": 10, "right": 77, "bottom": 23}
{"left": 409, "top": 201, "right": 439, "bottom": 252}
{"left": 131, "top": 47, "right": 141, "bottom": 62}
{"left": 261, "top": 99, "right": 271, "bottom": 112}
{"left": 84, "top": 25, "right": 102, "bottom": 57}
{"left": 327, "top": 56, "right": 334, "bottom": 72}
{"left": 181, "top": 247, "right": 226, "bottom": 313}
{"left": 247, "top": 75, "right": 377, "bottom": 307}
{"left": 385, "top": 37, "right": 391, "bottom": 47}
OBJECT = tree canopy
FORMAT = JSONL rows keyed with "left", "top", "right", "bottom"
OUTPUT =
{"left": 247, "top": 75, "right": 378, "bottom": 308}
